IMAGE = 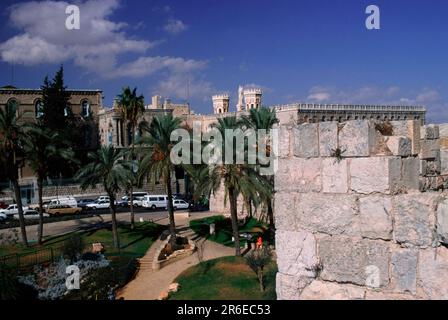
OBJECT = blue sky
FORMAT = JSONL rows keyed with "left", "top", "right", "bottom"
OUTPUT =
{"left": 0, "top": 0, "right": 447, "bottom": 122}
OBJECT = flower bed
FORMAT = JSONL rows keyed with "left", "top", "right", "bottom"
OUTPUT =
{"left": 152, "top": 235, "right": 196, "bottom": 270}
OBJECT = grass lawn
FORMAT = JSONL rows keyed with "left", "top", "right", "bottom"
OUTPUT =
{"left": 0, "top": 222, "right": 164, "bottom": 265}
{"left": 190, "top": 215, "right": 272, "bottom": 248}
{"left": 170, "top": 256, "right": 277, "bottom": 300}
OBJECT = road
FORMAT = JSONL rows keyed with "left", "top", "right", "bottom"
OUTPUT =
{"left": 0, "top": 208, "right": 215, "bottom": 243}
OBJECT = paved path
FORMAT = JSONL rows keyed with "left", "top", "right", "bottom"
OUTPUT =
{"left": 116, "top": 224, "right": 235, "bottom": 300}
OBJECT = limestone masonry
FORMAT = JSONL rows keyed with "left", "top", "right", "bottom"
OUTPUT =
{"left": 275, "top": 119, "right": 448, "bottom": 300}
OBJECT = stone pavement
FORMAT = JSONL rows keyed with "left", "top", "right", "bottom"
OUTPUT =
{"left": 116, "top": 215, "right": 235, "bottom": 300}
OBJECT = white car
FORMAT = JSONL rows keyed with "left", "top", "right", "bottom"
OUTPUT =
{"left": 142, "top": 195, "right": 168, "bottom": 210}
{"left": 14, "top": 210, "right": 49, "bottom": 220}
{"left": 85, "top": 200, "right": 110, "bottom": 210}
{"left": 170, "top": 199, "right": 190, "bottom": 210}
{"left": 129, "top": 196, "right": 145, "bottom": 207}
{"left": 0, "top": 204, "right": 29, "bottom": 217}
{"left": 96, "top": 196, "right": 110, "bottom": 202}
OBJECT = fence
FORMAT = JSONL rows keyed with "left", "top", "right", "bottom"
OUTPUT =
{"left": 0, "top": 247, "right": 62, "bottom": 273}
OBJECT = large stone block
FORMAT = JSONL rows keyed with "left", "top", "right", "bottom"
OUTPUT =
{"left": 338, "top": 120, "right": 375, "bottom": 157}
{"left": 274, "top": 192, "right": 301, "bottom": 232}
{"left": 322, "top": 158, "right": 348, "bottom": 193}
{"left": 359, "top": 196, "right": 393, "bottom": 240}
{"left": 278, "top": 125, "right": 291, "bottom": 158}
{"left": 420, "top": 124, "right": 439, "bottom": 140}
{"left": 420, "top": 159, "right": 441, "bottom": 176}
{"left": 441, "top": 149, "right": 448, "bottom": 175}
{"left": 437, "top": 199, "right": 448, "bottom": 244}
{"left": 297, "top": 193, "right": 359, "bottom": 235}
{"left": 420, "top": 139, "right": 440, "bottom": 160}
{"left": 391, "top": 248, "right": 418, "bottom": 294}
{"left": 401, "top": 157, "right": 420, "bottom": 191}
{"left": 275, "top": 158, "right": 321, "bottom": 193}
{"left": 276, "top": 272, "right": 313, "bottom": 300}
{"left": 393, "top": 194, "right": 439, "bottom": 247}
{"left": 276, "top": 230, "right": 318, "bottom": 277}
{"left": 349, "top": 157, "right": 401, "bottom": 194}
{"left": 300, "top": 280, "right": 365, "bottom": 300}
{"left": 418, "top": 248, "right": 448, "bottom": 299}
{"left": 318, "top": 236, "right": 390, "bottom": 287}
{"left": 385, "top": 136, "right": 411, "bottom": 156}
{"left": 318, "top": 122, "right": 338, "bottom": 157}
{"left": 293, "top": 123, "right": 319, "bottom": 158}
{"left": 391, "top": 120, "right": 421, "bottom": 155}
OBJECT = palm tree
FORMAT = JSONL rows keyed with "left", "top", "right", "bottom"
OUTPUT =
{"left": 22, "top": 123, "right": 74, "bottom": 244}
{"left": 116, "top": 87, "right": 144, "bottom": 230}
{"left": 187, "top": 117, "right": 271, "bottom": 256}
{"left": 242, "top": 107, "right": 278, "bottom": 227}
{"left": 75, "top": 146, "right": 132, "bottom": 248}
{"left": 138, "top": 114, "right": 182, "bottom": 241}
{"left": 0, "top": 100, "right": 28, "bottom": 246}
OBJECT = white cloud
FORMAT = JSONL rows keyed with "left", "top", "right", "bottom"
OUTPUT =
{"left": 0, "top": 0, "right": 204, "bottom": 86}
{"left": 154, "top": 73, "right": 213, "bottom": 102}
{"left": 106, "top": 56, "right": 207, "bottom": 79}
{"left": 163, "top": 19, "right": 188, "bottom": 35}
{"left": 0, "top": 0, "right": 151, "bottom": 73}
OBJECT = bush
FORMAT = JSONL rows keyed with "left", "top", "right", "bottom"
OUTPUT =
{"left": 81, "top": 252, "right": 100, "bottom": 261}
{"left": 245, "top": 247, "right": 272, "bottom": 292}
{"left": 62, "top": 234, "right": 85, "bottom": 262}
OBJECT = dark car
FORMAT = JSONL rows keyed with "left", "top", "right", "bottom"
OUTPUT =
{"left": 77, "top": 199, "right": 95, "bottom": 209}
{"left": 189, "top": 200, "right": 209, "bottom": 212}
{"left": 0, "top": 201, "right": 8, "bottom": 209}
{"left": 116, "top": 196, "right": 129, "bottom": 207}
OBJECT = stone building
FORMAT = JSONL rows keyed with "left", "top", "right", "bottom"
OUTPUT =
{"left": 0, "top": 86, "right": 103, "bottom": 204}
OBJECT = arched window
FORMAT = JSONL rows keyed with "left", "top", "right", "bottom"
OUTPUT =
{"left": 35, "top": 100, "right": 44, "bottom": 118}
{"left": 81, "top": 100, "right": 90, "bottom": 118}
{"left": 7, "top": 98, "right": 18, "bottom": 109}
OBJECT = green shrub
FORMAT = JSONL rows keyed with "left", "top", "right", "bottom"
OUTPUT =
{"left": 245, "top": 247, "right": 272, "bottom": 292}
{"left": 62, "top": 234, "right": 85, "bottom": 262}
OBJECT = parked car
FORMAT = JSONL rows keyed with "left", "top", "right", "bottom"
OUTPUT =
{"left": 142, "top": 195, "right": 168, "bottom": 210}
{"left": 14, "top": 210, "right": 49, "bottom": 220}
{"left": 28, "top": 200, "right": 51, "bottom": 212}
{"left": 48, "top": 197, "right": 78, "bottom": 208}
{"left": 77, "top": 199, "right": 95, "bottom": 209}
{"left": 0, "top": 204, "right": 29, "bottom": 217}
{"left": 116, "top": 196, "right": 129, "bottom": 207}
{"left": 189, "top": 198, "right": 210, "bottom": 212}
{"left": 96, "top": 195, "right": 110, "bottom": 202}
{"left": 0, "top": 213, "right": 6, "bottom": 222}
{"left": 170, "top": 199, "right": 191, "bottom": 210}
{"left": 85, "top": 200, "right": 110, "bottom": 210}
{"left": 47, "top": 204, "right": 82, "bottom": 216}
{"left": 129, "top": 196, "right": 146, "bottom": 207}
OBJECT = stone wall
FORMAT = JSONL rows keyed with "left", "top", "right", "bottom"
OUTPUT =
{"left": 275, "top": 119, "right": 448, "bottom": 300}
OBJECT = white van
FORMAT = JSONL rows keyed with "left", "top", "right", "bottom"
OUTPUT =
{"left": 48, "top": 197, "right": 78, "bottom": 208}
{"left": 142, "top": 195, "right": 168, "bottom": 210}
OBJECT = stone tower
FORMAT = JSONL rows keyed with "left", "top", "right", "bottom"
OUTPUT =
{"left": 212, "top": 94, "right": 230, "bottom": 114}
{"left": 243, "top": 88, "right": 262, "bottom": 111}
